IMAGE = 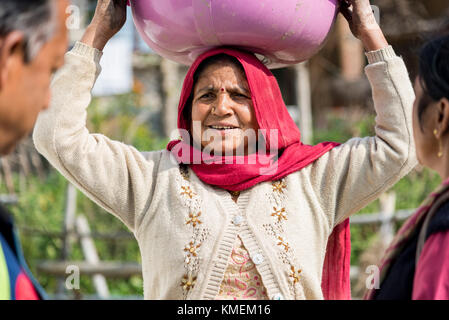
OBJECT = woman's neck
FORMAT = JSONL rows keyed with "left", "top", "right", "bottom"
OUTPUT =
{"left": 436, "top": 143, "right": 449, "bottom": 182}
{"left": 228, "top": 190, "right": 240, "bottom": 203}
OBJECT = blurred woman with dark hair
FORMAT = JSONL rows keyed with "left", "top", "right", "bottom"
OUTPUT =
{"left": 366, "top": 35, "right": 449, "bottom": 300}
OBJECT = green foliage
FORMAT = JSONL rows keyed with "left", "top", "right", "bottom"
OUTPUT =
{"left": 313, "top": 112, "right": 376, "bottom": 144}
{"left": 5, "top": 173, "right": 67, "bottom": 293}
{"left": 349, "top": 168, "right": 441, "bottom": 265}
{"left": 88, "top": 93, "right": 169, "bottom": 151}
{"left": 314, "top": 111, "right": 442, "bottom": 265}
{"left": 0, "top": 92, "right": 167, "bottom": 298}
{"left": 1, "top": 168, "right": 145, "bottom": 298}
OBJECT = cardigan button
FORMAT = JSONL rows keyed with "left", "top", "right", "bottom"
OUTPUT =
{"left": 252, "top": 253, "right": 264, "bottom": 265}
{"left": 272, "top": 293, "right": 284, "bottom": 300}
{"left": 233, "top": 215, "right": 244, "bottom": 226}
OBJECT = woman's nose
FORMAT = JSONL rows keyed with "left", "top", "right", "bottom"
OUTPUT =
{"left": 213, "top": 93, "right": 233, "bottom": 116}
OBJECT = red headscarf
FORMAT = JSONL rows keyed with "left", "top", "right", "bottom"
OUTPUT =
{"left": 167, "top": 47, "right": 351, "bottom": 300}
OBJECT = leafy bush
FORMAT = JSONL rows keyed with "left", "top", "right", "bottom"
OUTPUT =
{"left": 1, "top": 93, "right": 168, "bottom": 298}
{"left": 314, "top": 111, "right": 441, "bottom": 266}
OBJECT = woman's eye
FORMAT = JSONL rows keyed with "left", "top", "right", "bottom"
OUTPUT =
{"left": 200, "top": 93, "right": 214, "bottom": 99}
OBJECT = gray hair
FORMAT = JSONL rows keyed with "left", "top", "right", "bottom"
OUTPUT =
{"left": 0, "top": 0, "right": 57, "bottom": 62}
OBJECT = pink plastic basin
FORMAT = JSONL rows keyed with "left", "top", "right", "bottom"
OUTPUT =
{"left": 130, "top": 0, "right": 340, "bottom": 69}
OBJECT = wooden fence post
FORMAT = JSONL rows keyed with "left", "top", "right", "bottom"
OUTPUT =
{"left": 0, "top": 157, "right": 15, "bottom": 194}
{"left": 160, "top": 58, "right": 181, "bottom": 138}
{"left": 295, "top": 62, "right": 313, "bottom": 145}
{"left": 18, "top": 145, "right": 30, "bottom": 193}
{"left": 30, "top": 148, "right": 45, "bottom": 181}
{"left": 18, "top": 144, "right": 31, "bottom": 177}
{"left": 76, "top": 215, "right": 110, "bottom": 299}
{"left": 56, "top": 183, "right": 78, "bottom": 296}
{"left": 379, "top": 192, "right": 397, "bottom": 246}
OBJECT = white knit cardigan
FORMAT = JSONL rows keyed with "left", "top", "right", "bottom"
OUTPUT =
{"left": 33, "top": 42, "right": 417, "bottom": 300}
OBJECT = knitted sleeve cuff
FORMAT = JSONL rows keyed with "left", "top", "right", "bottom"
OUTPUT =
{"left": 365, "top": 45, "right": 397, "bottom": 64}
{"left": 71, "top": 41, "right": 103, "bottom": 63}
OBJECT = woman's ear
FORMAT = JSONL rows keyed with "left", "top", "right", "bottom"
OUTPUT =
{"left": 0, "top": 31, "right": 25, "bottom": 91}
{"left": 438, "top": 97, "right": 449, "bottom": 136}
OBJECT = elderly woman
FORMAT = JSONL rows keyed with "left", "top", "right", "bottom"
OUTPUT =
{"left": 365, "top": 35, "right": 449, "bottom": 300}
{"left": 33, "top": 0, "right": 417, "bottom": 300}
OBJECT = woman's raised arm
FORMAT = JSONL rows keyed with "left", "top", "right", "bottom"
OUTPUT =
{"left": 308, "top": 0, "right": 418, "bottom": 226}
{"left": 33, "top": 0, "right": 164, "bottom": 233}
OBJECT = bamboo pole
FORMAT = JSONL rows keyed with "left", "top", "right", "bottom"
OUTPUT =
{"left": 56, "top": 184, "right": 78, "bottom": 295}
{"left": 37, "top": 261, "right": 142, "bottom": 278}
{"left": 18, "top": 144, "right": 31, "bottom": 177}
{"left": 295, "top": 62, "right": 313, "bottom": 145}
{"left": 30, "top": 149, "right": 45, "bottom": 181}
{"left": 76, "top": 215, "right": 110, "bottom": 299}
{"left": 0, "top": 157, "right": 15, "bottom": 194}
{"left": 160, "top": 58, "right": 181, "bottom": 138}
{"left": 379, "top": 192, "right": 397, "bottom": 246}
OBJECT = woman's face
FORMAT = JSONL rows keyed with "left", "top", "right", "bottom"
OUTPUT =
{"left": 191, "top": 61, "right": 259, "bottom": 155}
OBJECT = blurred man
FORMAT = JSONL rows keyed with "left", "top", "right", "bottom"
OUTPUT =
{"left": 0, "top": 0, "right": 69, "bottom": 299}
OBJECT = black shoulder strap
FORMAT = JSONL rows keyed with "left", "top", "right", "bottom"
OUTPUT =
{"left": 416, "top": 192, "right": 449, "bottom": 265}
{"left": 426, "top": 201, "right": 449, "bottom": 237}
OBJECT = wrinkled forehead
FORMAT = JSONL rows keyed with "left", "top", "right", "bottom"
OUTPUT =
{"left": 187, "top": 47, "right": 268, "bottom": 90}
{"left": 194, "top": 62, "right": 248, "bottom": 87}
{"left": 195, "top": 53, "right": 246, "bottom": 76}
{"left": 193, "top": 59, "right": 249, "bottom": 91}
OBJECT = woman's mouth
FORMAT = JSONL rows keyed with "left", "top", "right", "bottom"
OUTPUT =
{"left": 206, "top": 125, "right": 242, "bottom": 137}
{"left": 207, "top": 125, "right": 239, "bottom": 131}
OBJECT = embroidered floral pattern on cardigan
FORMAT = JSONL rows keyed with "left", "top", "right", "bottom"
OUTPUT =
{"left": 263, "top": 179, "right": 303, "bottom": 298}
{"left": 186, "top": 212, "right": 202, "bottom": 227}
{"left": 289, "top": 266, "right": 302, "bottom": 284}
{"left": 177, "top": 164, "right": 210, "bottom": 298}
{"left": 272, "top": 180, "right": 287, "bottom": 193}
{"left": 184, "top": 241, "right": 201, "bottom": 258}
{"left": 181, "top": 274, "right": 197, "bottom": 291}
{"left": 180, "top": 186, "right": 196, "bottom": 199}
{"left": 271, "top": 207, "right": 287, "bottom": 222}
